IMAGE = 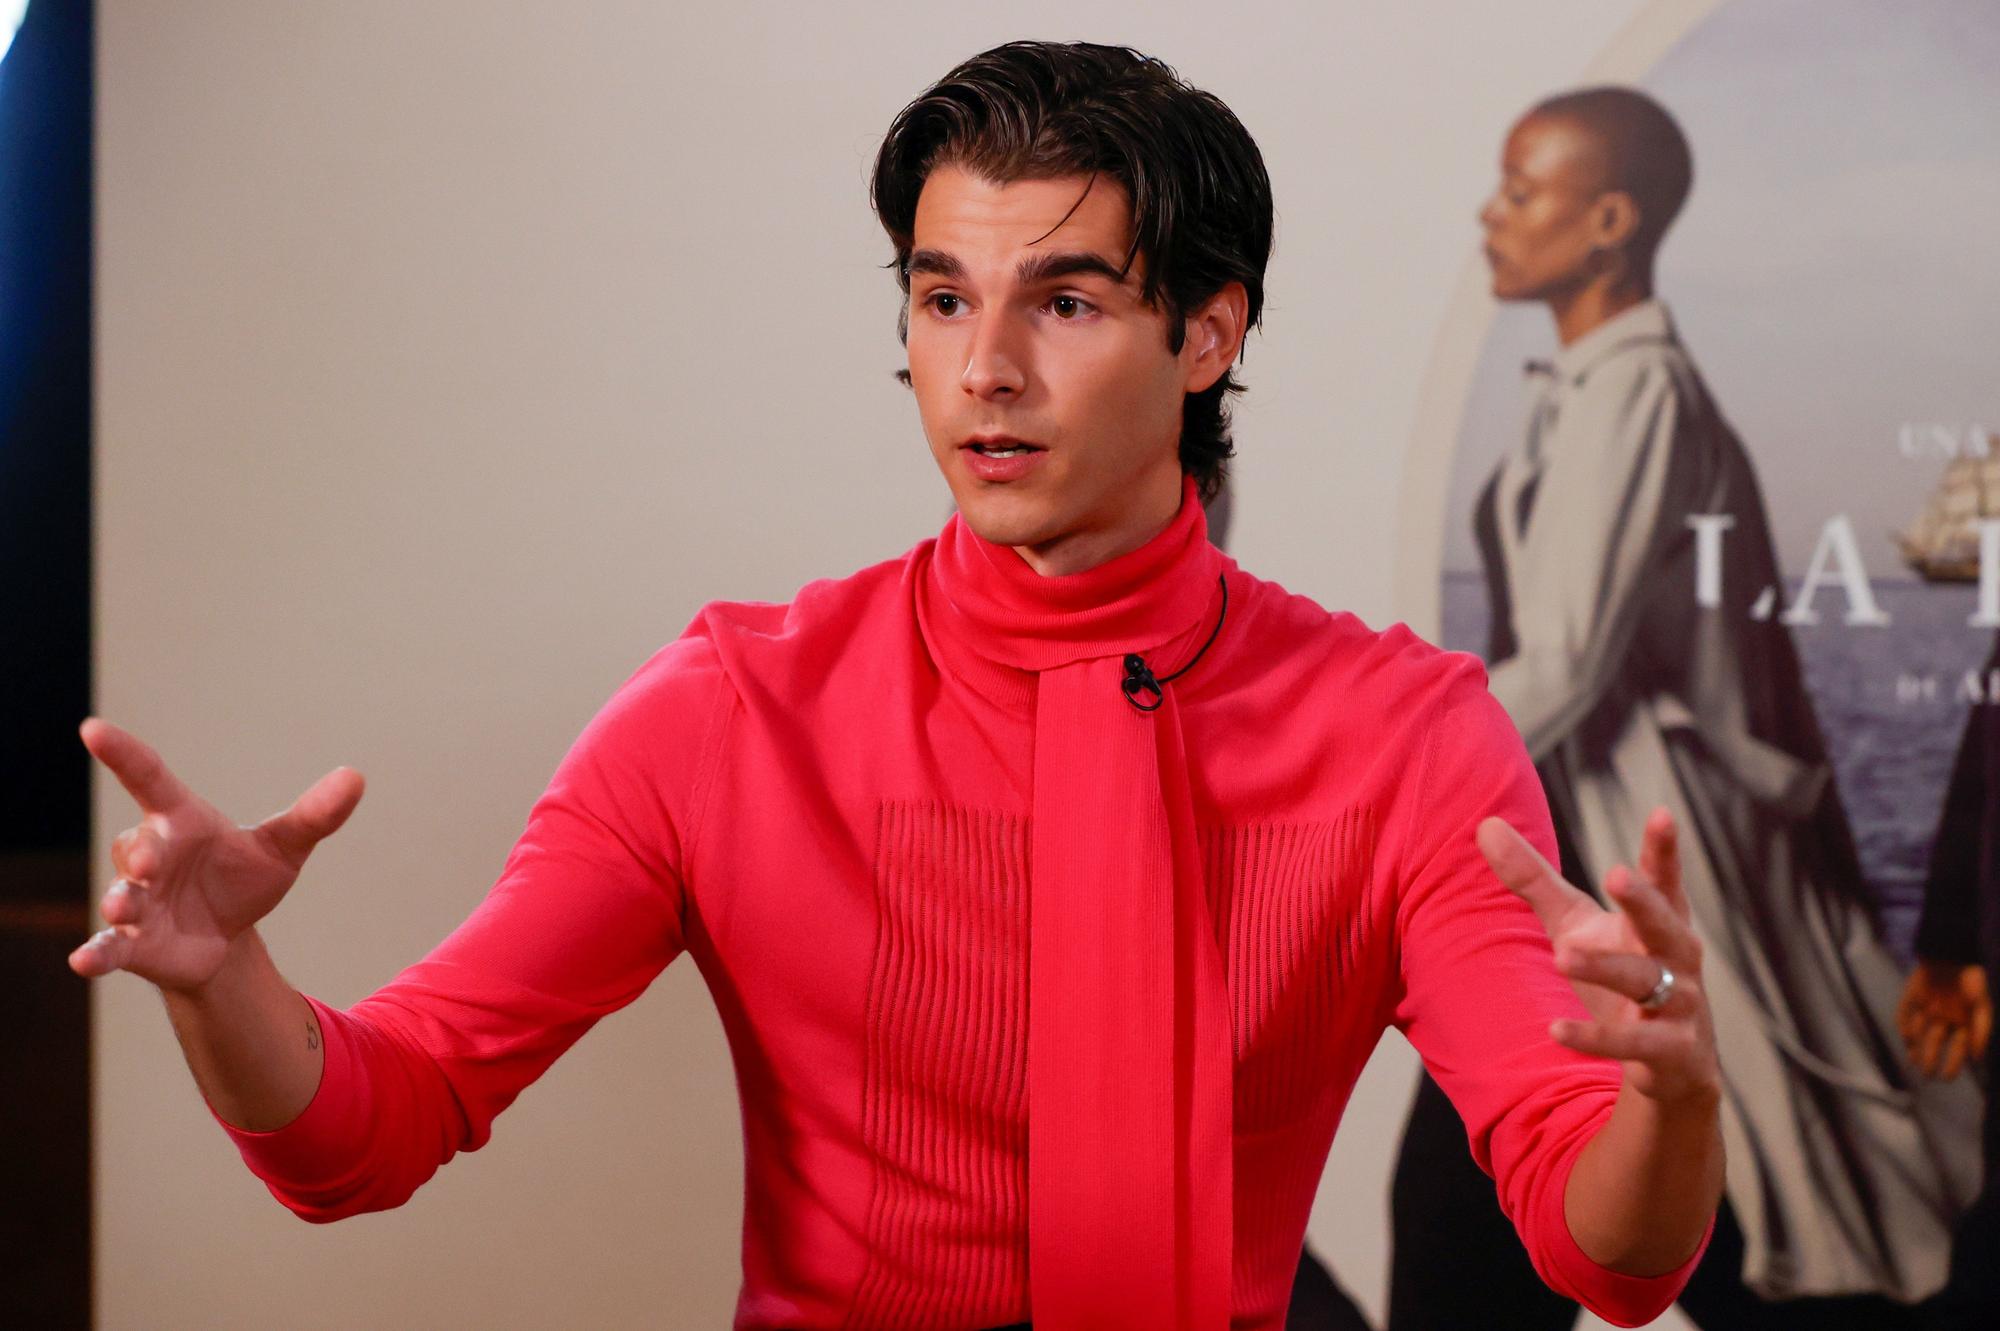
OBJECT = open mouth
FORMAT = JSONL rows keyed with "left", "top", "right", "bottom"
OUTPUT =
{"left": 964, "top": 439, "right": 1045, "bottom": 458}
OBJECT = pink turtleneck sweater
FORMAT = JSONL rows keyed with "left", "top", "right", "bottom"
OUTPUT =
{"left": 218, "top": 482, "right": 1706, "bottom": 1329}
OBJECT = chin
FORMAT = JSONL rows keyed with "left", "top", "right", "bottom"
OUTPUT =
{"left": 1484, "top": 257, "right": 1532, "bottom": 302}
{"left": 952, "top": 488, "right": 1066, "bottom": 550}
{"left": 957, "top": 506, "right": 1056, "bottom": 551}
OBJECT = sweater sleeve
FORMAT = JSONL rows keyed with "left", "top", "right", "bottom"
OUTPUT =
{"left": 1389, "top": 661, "right": 1711, "bottom": 1326}
{"left": 212, "top": 629, "right": 733, "bottom": 1221}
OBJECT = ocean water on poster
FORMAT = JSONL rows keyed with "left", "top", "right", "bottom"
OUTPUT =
{"left": 1440, "top": 573, "right": 1994, "bottom": 964}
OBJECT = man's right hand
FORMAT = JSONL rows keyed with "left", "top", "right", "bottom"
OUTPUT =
{"left": 71, "top": 717, "right": 366, "bottom": 995}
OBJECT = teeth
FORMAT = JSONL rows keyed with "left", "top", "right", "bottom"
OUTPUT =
{"left": 975, "top": 445, "right": 1032, "bottom": 457}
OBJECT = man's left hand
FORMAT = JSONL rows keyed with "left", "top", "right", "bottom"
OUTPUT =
{"left": 1477, "top": 808, "right": 1721, "bottom": 1107}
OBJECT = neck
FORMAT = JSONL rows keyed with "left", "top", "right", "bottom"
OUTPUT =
{"left": 1548, "top": 270, "right": 1652, "bottom": 347}
{"left": 1011, "top": 463, "right": 1186, "bottom": 578}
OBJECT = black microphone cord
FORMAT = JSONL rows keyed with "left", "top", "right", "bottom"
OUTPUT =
{"left": 1121, "top": 574, "right": 1228, "bottom": 713}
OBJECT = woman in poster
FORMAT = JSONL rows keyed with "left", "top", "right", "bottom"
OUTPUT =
{"left": 1390, "top": 87, "right": 1980, "bottom": 1329}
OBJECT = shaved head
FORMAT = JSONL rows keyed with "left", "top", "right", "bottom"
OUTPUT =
{"left": 1524, "top": 86, "right": 1692, "bottom": 268}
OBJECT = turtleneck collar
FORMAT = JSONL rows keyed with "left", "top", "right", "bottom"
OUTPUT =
{"left": 922, "top": 474, "right": 1228, "bottom": 679}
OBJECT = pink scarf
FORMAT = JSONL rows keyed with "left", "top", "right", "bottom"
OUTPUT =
{"left": 925, "top": 475, "right": 1233, "bottom": 1330}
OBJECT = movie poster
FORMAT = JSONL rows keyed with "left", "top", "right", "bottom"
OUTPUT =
{"left": 1414, "top": 0, "right": 1996, "bottom": 1324}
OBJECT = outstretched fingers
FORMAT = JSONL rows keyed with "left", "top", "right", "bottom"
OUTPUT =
{"left": 80, "top": 718, "right": 195, "bottom": 816}
{"left": 1636, "top": 806, "right": 1688, "bottom": 919}
{"left": 1556, "top": 946, "right": 1687, "bottom": 1012}
{"left": 1604, "top": 862, "right": 1700, "bottom": 971}
{"left": 1551, "top": 1014, "right": 1701, "bottom": 1064}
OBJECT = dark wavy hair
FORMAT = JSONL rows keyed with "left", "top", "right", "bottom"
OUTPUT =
{"left": 871, "top": 41, "right": 1274, "bottom": 502}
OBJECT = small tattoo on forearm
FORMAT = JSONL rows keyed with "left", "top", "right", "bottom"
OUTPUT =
{"left": 306, "top": 1016, "right": 320, "bottom": 1052}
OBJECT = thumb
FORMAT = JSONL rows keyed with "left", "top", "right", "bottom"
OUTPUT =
{"left": 257, "top": 767, "right": 366, "bottom": 867}
{"left": 1475, "top": 815, "right": 1583, "bottom": 934}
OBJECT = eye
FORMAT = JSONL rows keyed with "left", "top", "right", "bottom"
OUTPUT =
{"left": 1048, "top": 295, "right": 1095, "bottom": 320}
{"left": 922, "top": 292, "right": 964, "bottom": 318}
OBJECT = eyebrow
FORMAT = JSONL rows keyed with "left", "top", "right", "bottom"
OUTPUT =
{"left": 905, "top": 248, "right": 1133, "bottom": 289}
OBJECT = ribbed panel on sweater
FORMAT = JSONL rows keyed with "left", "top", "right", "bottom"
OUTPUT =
{"left": 842, "top": 801, "right": 1378, "bottom": 1327}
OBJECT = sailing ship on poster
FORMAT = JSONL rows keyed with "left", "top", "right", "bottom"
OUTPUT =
{"left": 1897, "top": 446, "right": 2000, "bottom": 583}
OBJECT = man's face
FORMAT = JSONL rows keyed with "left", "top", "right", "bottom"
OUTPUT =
{"left": 905, "top": 165, "right": 1218, "bottom": 564}
{"left": 1478, "top": 114, "right": 1617, "bottom": 302}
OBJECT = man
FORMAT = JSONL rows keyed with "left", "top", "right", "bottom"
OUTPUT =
{"left": 1390, "top": 85, "right": 1977, "bottom": 1330}
{"left": 1901, "top": 626, "right": 2000, "bottom": 1329}
{"left": 73, "top": 42, "right": 1720, "bottom": 1331}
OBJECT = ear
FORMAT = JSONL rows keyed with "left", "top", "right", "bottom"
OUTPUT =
{"left": 1182, "top": 281, "right": 1250, "bottom": 395}
{"left": 1593, "top": 191, "right": 1643, "bottom": 255}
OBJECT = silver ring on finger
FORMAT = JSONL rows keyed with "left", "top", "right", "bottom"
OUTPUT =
{"left": 1638, "top": 962, "right": 1676, "bottom": 1013}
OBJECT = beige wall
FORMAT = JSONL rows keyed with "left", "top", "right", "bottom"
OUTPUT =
{"left": 93, "top": 2, "right": 1705, "bottom": 1326}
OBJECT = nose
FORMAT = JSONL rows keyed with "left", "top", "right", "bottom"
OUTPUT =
{"left": 961, "top": 309, "right": 1027, "bottom": 400}
{"left": 1477, "top": 192, "right": 1503, "bottom": 232}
